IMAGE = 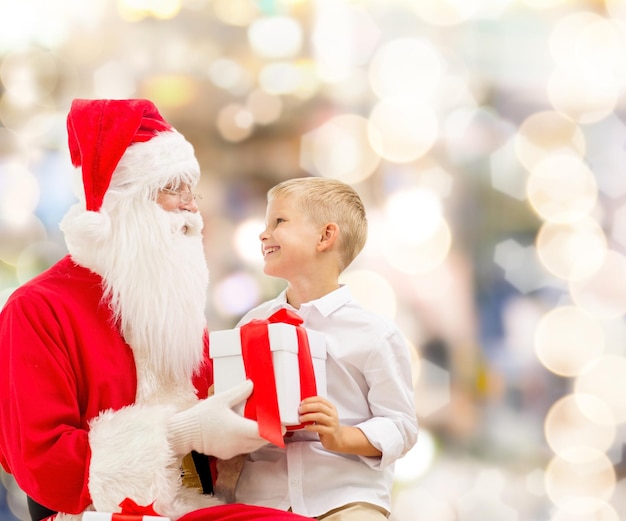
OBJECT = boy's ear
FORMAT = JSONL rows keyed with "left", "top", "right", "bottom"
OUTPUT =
{"left": 317, "top": 223, "right": 339, "bottom": 252}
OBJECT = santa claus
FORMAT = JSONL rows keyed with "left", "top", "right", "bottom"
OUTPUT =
{"left": 0, "top": 99, "right": 312, "bottom": 521}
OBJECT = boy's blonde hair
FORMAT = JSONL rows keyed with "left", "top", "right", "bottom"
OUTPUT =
{"left": 268, "top": 176, "right": 367, "bottom": 271}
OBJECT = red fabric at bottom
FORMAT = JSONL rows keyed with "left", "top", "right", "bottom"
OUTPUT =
{"left": 178, "top": 504, "right": 313, "bottom": 521}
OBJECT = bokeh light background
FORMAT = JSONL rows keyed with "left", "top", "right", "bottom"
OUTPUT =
{"left": 2, "top": 0, "right": 626, "bottom": 519}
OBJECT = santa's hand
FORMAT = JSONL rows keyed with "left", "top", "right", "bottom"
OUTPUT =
{"left": 167, "top": 380, "right": 266, "bottom": 459}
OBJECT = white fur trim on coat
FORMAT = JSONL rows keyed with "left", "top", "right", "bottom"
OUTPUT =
{"left": 88, "top": 404, "right": 221, "bottom": 520}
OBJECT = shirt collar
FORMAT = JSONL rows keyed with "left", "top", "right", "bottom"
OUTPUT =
{"left": 274, "top": 285, "right": 352, "bottom": 318}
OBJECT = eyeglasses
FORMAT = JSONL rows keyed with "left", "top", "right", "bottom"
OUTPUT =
{"left": 159, "top": 188, "right": 203, "bottom": 203}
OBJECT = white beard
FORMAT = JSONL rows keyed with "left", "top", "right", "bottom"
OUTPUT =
{"left": 61, "top": 198, "right": 209, "bottom": 405}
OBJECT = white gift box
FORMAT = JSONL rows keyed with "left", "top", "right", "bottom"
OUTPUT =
{"left": 209, "top": 323, "right": 327, "bottom": 426}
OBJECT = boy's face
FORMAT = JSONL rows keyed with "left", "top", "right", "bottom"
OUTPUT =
{"left": 260, "top": 195, "right": 323, "bottom": 279}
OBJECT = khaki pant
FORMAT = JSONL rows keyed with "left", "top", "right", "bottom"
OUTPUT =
{"left": 317, "top": 502, "right": 389, "bottom": 521}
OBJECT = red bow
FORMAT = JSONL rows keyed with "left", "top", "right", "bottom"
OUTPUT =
{"left": 119, "top": 498, "right": 160, "bottom": 516}
{"left": 240, "top": 309, "right": 318, "bottom": 448}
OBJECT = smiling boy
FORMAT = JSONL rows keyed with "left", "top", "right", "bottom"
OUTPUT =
{"left": 232, "top": 177, "right": 418, "bottom": 520}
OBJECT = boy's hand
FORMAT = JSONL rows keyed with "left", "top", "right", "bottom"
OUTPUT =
{"left": 299, "top": 395, "right": 383, "bottom": 457}
{"left": 298, "top": 396, "right": 344, "bottom": 452}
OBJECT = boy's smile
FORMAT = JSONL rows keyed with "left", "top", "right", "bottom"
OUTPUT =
{"left": 259, "top": 195, "right": 323, "bottom": 281}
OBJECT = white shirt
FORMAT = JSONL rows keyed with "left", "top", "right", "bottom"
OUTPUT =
{"left": 234, "top": 285, "right": 418, "bottom": 518}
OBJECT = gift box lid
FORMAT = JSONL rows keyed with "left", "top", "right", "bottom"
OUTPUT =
{"left": 209, "top": 322, "right": 326, "bottom": 360}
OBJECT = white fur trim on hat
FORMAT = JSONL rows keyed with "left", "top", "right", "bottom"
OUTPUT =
{"left": 111, "top": 130, "right": 200, "bottom": 194}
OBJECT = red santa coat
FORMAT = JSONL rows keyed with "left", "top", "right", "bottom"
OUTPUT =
{"left": 0, "top": 255, "right": 213, "bottom": 516}
{"left": 0, "top": 256, "right": 313, "bottom": 521}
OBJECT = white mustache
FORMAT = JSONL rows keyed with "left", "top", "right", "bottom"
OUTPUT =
{"left": 168, "top": 210, "right": 203, "bottom": 236}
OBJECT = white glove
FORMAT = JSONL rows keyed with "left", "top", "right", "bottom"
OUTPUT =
{"left": 167, "top": 380, "right": 267, "bottom": 459}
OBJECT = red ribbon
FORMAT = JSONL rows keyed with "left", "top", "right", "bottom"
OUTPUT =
{"left": 239, "top": 309, "right": 318, "bottom": 448}
{"left": 119, "top": 498, "right": 160, "bottom": 516}
{"left": 111, "top": 514, "right": 156, "bottom": 521}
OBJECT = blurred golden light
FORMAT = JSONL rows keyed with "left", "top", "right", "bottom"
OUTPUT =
{"left": 369, "top": 38, "right": 442, "bottom": 100}
{"left": 547, "top": 68, "right": 618, "bottom": 124}
{"left": 149, "top": 0, "right": 181, "bottom": 19}
{"left": 544, "top": 449, "right": 615, "bottom": 515}
{"left": 0, "top": 48, "right": 59, "bottom": 104}
{"left": 419, "top": 165, "right": 454, "bottom": 199}
{"left": 407, "top": 337, "right": 420, "bottom": 388}
{"left": 216, "top": 103, "right": 254, "bottom": 142}
{"left": 534, "top": 306, "right": 605, "bottom": 377}
{"left": 569, "top": 250, "right": 626, "bottom": 319}
{"left": 339, "top": 269, "right": 397, "bottom": 320}
{"left": 118, "top": 0, "right": 181, "bottom": 20}
{"left": 323, "top": 68, "right": 370, "bottom": 106}
{"left": 412, "top": 358, "right": 451, "bottom": 416}
{"left": 233, "top": 218, "right": 264, "bottom": 266}
{"left": 212, "top": 271, "right": 261, "bottom": 317}
{"left": 213, "top": 0, "right": 259, "bottom": 26}
{"left": 613, "top": 203, "right": 626, "bottom": 248}
{"left": 142, "top": 75, "right": 197, "bottom": 108}
{"left": 56, "top": 32, "right": 106, "bottom": 67}
{"left": 515, "top": 111, "right": 586, "bottom": 172}
{"left": 393, "top": 485, "right": 455, "bottom": 521}
{"left": 535, "top": 217, "right": 607, "bottom": 280}
{"left": 457, "top": 470, "right": 518, "bottom": 519}
{"left": 0, "top": 103, "right": 60, "bottom": 140}
{"left": 248, "top": 16, "right": 302, "bottom": 59}
{"left": 259, "top": 62, "right": 302, "bottom": 95}
{"left": 523, "top": 0, "right": 569, "bottom": 7}
{"left": 544, "top": 393, "right": 615, "bottom": 457}
{"left": 300, "top": 114, "right": 381, "bottom": 183}
{"left": 409, "top": 0, "right": 481, "bottom": 26}
{"left": 550, "top": 502, "right": 619, "bottom": 521}
{"left": 408, "top": 263, "right": 454, "bottom": 301}
{"left": 382, "top": 219, "right": 452, "bottom": 275}
{"left": 0, "top": 3, "right": 45, "bottom": 50}
{"left": 575, "top": 354, "right": 626, "bottom": 424}
{"left": 0, "top": 92, "right": 49, "bottom": 134}
{"left": 446, "top": 107, "right": 505, "bottom": 167}
{"left": 0, "top": 161, "right": 40, "bottom": 224}
{"left": 525, "top": 468, "right": 545, "bottom": 497}
{"left": 311, "top": 2, "right": 356, "bottom": 83}
{"left": 0, "top": 287, "right": 18, "bottom": 310}
{"left": 547, "top": 12, "right": 622, "bottom": 122}
{"left": 208, "top": 58, "right": 252, "bottom": 95}
{"left": 15, "top": 241, "right": 67, "bottom": 284}
{"left": 550, "top": 11, "right": 624, "bottom": 81}
{"left": 394, "top": 429, "right": 437, "bottom": 483}
{"left": 289, "top": 60, "right": 320, "bottom": 100}
{"left": 368, "top": 97, "right": 438, "bottom": 163}
{"left": 385, "top": 188, "right": 443, "bottom": 243}
{"left": 606, "top": 0, "right": 626, "bottom": 23}
{"left": 0, "top": 215, "right": 47, "bottom": 266}
{"left": 246, "top": 89, "right": 283, "bottom": 126}
{"left": 94, "top": 61, "right": 136, "bottom": 99}
{"left": 526, "top": 153, "right": 597, "bottom": 224}
{"left": 0, "top": 1, "right": 105, "bottom": 50}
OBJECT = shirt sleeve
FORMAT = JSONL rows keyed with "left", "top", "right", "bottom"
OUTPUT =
{"left": 355, "top": 325, "right": 418, "bottom": 470}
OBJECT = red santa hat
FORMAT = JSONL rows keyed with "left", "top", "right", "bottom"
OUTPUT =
{"left": 67, "top": 98, "right": 200, "bottom": 212}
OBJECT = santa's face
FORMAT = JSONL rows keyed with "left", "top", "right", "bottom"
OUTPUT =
{"left": 156, "top": 182, "right": 201, "bottom": 214}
